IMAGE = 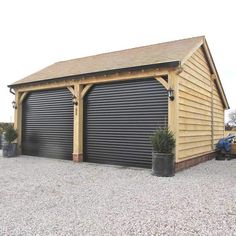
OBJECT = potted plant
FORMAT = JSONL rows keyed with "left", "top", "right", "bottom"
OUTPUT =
{"left": 150, "top": 127, "right": 175, "bottom": 177}
{"left": 2, "top": 125, "right": 18, "bottom": 157}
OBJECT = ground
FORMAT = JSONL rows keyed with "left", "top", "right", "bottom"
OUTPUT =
{"left": 0, "top": 156, "right": 235, "bottom": 236}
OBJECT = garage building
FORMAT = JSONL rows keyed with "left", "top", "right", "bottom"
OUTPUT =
{"left": 9, "top": 36, "right": 229, "bottom": 171}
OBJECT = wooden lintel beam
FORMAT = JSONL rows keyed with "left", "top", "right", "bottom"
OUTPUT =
{"left": 175, "top": 66, "right": 183, "bottom": 75}
{"left": 19, "top": 92, "right": 28, "bottom": 104}
{"left": 78, "top": 69, "right": 168, "bottom": 85}
{"left": 81, "top": 84, "right": 93, "bottom": 99}
{"left": 155, "top": 76, "right": 169, "bottom": 90}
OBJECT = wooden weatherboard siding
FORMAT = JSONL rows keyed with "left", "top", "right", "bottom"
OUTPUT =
{"left": 213, "top": 81, "right": 224, "bottom": 145}
{"left": 177, "top": 47, "right": 224, "bottom": 161}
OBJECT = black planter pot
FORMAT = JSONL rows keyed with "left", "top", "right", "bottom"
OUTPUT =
{"left": 2, "top": 145, "right": 8, "bottom": 157}
{"left": 2, "top": 143, "right": 17, "bottom": 157}
{"left": 152, "top": 152, "right": 175, "bottom": 177}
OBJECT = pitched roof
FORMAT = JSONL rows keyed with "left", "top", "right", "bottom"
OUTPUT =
{"left": 10, "top": 36, "right": 204, "bottom": 86}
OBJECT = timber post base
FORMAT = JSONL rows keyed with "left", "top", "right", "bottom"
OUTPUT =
{"left": 73, "top": 153, "right": 83, "bottom": 162}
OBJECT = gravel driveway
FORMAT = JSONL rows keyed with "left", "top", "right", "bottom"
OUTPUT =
{"left": 0, "top": 155, "right": 236, "bottom": 236}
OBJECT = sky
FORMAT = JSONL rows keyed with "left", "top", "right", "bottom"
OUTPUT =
{"left": 0, "top": 0, "right": 235, "bottom": 122}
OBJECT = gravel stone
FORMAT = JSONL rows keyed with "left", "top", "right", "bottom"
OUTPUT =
{"left": 0, "top": 155, "right": 236, "bottom": 235}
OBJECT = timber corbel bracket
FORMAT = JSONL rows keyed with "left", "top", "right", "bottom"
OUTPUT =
{"left": 67, "top": 86, "right": 77, "bottom": 97}
{"left": 154, "top": 76, "right": 168, "bottom": 90}
{"left": 19, "top": 92, "right": 29, "bottom": 104}
{"left": 81, "top": 84, "right": 93, "bottom": 99}
{"left": 67, "top": 84, "right": 94, "bottom": 100}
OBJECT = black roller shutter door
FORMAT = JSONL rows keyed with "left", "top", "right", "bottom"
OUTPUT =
{"left": 84, "top": 78, "right": 168, "bottom": 168}
{"left": 22, "top": 88, "right": 73, "bottom": 160}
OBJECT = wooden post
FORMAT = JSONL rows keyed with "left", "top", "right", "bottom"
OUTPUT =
{"left": 72, "top": 84, "right": 83, "bottom": 162}
{"left": 210, "top": 78, "right": 214, "bottom": 149}
{"left": 168, "top": 70, "right": 179, "bottom": 162}
{"left": 14, "top": 91, "right": 22, "bottom": 154}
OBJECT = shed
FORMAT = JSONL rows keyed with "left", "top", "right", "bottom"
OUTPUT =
{"left": 9, "top": 36, "right": 229, "bottom": 171}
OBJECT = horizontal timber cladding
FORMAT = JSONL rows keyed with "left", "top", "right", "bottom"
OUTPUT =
{"left": 213, "top": 81, "right": 224, "bottom": 145}
{"left": 84, "top": 78, "right": 168, "bottom": 168}
{"left": 22, "top": 88, "right": 73, "bottom": 160}
{"left": 178, "top": 47, "right": 224, "bottom": 161}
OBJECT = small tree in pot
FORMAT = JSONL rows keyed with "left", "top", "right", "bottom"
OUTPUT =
{"left": 2, "top": 125, "right": 18, "bottom": 157}
{"left": 150, "top": 127, "right": 175, "bottom": 177}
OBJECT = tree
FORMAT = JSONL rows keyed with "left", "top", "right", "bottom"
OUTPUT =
{"left": 225, "top": 123, "right": 232, "bottom": 131}
{"left": 228, "top": 110, "right": 236, "bottom": 126}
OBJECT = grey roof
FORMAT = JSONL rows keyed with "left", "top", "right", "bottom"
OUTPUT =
{"left": 10, "top": 36, "right": 204, "bottom": 86}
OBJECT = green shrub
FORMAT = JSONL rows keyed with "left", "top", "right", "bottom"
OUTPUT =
{"left": 0, "top": 123, "right": 12, "bottom": 135}
{"left": 150, "top": 127, "right": 175, "bottom": 153}
{"left": 4, "top": 125, "right": 18, "bottom": 144}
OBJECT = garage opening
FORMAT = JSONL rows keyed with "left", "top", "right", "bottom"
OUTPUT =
{"left": 84, "top": 78, "right": 168, "bottom": 168}
{"left": 22, "top": 88, "right": 73, "bottom": 160}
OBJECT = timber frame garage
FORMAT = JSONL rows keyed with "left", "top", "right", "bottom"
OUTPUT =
{"left": 9, "top": 36, "right": 229, "bottom": 171}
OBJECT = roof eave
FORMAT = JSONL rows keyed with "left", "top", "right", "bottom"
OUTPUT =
{"left": 180, "top": 37, "right": 229, "bottom": 110}
{"left": 8, "top": 60, "right": 180, "bottom": 88}
{"left": 181, "top": 36, "right": 205, "bottom": 65}
{"left": 202, "top": 39, "right": 230, "bottom": 109}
